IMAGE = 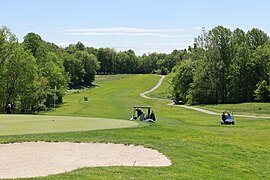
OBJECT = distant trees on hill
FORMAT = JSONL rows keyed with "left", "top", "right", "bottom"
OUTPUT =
{"left": 171, "top": 26, "right": 270, "bottom": 104}
{"left": 95, "top": 48, "right": 180, "bottom": 75}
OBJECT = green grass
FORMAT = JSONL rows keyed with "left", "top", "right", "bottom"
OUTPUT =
{"left": 0, "top": 115, "right": 137, "bottom": 136}
{"left": 44, "top": 74, "right": 161, "bottom": 119}
{"left": 147, "top": 75, "right": 172, "bottom": 99}
{"left": 0, "top": 74, "right": 269, "bottom": 179}
{"left": 195, "top": 103, "right": 270, "bottom": 117}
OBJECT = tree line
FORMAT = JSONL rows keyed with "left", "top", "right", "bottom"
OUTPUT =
{"left": 70, "top": 43, "right": 181, "bottom": 75}
{"left": 0, "top": 26, "right": 183, "bottom": 113}
{"left": 171, "top": 26, "right": 270, "bottom": 104}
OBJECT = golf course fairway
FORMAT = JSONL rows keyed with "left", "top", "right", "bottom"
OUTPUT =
{"left": 0, "top": 74, "right": 269, "bottom": 179}
{"left": 0, "top": 115, "right": 137, "bottom": 136}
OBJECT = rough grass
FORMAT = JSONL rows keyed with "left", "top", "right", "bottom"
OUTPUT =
{"left": 0, "top": 74, "right": 269, "bottom": 179}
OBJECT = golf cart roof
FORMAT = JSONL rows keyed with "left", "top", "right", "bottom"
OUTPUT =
{"left": 133, "top": 106, "right": 151, "bottom": 109}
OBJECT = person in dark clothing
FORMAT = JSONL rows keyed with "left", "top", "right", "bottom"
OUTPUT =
{"left": 221, "top": 112, "right": 226, "bottom": 122}
{"left": 149, "top": 110, "right": 156, "bottom": 122}
{"left": 6, "top": 104, "right": 12, "bottom": 114}
{"left": 135, "top": 108, "right": 144, "bottom": 121}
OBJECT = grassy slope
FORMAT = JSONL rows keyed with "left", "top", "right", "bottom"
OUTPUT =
{"left": 0, "top": 74, "right": 269, "bottom": 179}
{"left": 147, "top": 75, "right": 172, "bottom": 99}
{"left": 47, "top": 74, "right": 160, "bottom": 119}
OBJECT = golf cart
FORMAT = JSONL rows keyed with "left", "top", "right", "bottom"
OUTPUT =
{"left": 130, "top": 106, "right": 155, "bottom": 123}
{"left": 172, "top": 98, "right": 184, "bottom": 105}
{"left": 221, "top": 111, "right": 235, "bottom": 125}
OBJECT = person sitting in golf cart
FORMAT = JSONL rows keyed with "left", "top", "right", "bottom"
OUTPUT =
{"left": 221, "top": 112, "right": 226, "bottom": 122}
{"left": 135, "top": 108, "right": 145, "bottom": 121}
{"left": 149, "top": 110, "right": 155, "bottom": 122}
{"left": 130, "top": 106, "right": 155, "bottom": 123}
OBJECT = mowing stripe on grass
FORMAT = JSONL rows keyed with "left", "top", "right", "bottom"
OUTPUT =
{"left": 0, "top": 115, "right": 138, "bottom": 136}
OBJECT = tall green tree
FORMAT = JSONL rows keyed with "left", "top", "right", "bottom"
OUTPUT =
{"left": 97, "top": 48, "right": 116, "bottom": 74}
{"left": 0, "top": 27, "right": 17, "bottom": 65}
{"left": 172, "top": 59, "right": 196, "bottom": 103}
{"left": 227, "top": 28, "right": 251, "bottom": 102}
{"left": 41, "top": 52, "right": 69, "bottom": 105}
{"left": 22, "top": 32, "right": 44, "bottom": 59}
{"left": 188, "top": 26, "right": 232, "bottom": 103}
{"left": 64, "top": 48, "right": 100, "bottom": 87}
{"left": 23, "top": 32, "right": 68, "bottom": 108}
{"left": 247, "top": 28, "right": 269, "bottom": 50}
{"left": 208, "top": 26, "right": 232, "bottom": 103}
{"left": 0, "top": 27, "right": 18, "bottom": 112}
{"left": 5, "top": 45, "right": 39, "bottom": 112}
{"left": 77, "top": 51, "right": 100, "bottom": 85}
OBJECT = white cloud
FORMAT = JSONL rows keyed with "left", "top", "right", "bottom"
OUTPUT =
{"left": 62, "top": 27, "right": 200, "bottom": 38}
{"left": 111, "top": 42, "right": 193, "bottom": 55}
{"left": 51, "top": 40, "right": 97, "bottom": 48}
{"left": 52, "top": 39, "right": 193, "bottom": 55}
{"left": 50, "top": 26, "right": 200, "bottom": 55}
{"left": 65, "top": 27, "right": 177, "bottom": 33}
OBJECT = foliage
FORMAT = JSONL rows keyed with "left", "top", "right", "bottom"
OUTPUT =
{"left": 22, "top": 32, "right": 69, "bottom": 109}
{"left": 95, "top": 48, "right": 185, "bottom": 75}
{"left": 171, "top": 26, "right": 270, "bottom": 104}
{"left": 0, "top": 27, "right": 39, "bottom": 113}
{"left": 171, "top": 59, "right": 195, "bottom": 102}
{"left": 0, "top": 28, "right": 72, "bottom": 113}
{"left": 64, "top": 46, "right": 100, "bottom": 87}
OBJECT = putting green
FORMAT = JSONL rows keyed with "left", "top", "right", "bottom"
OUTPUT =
{"left": 0, "top": 115, "right": 138, "bottom": 136}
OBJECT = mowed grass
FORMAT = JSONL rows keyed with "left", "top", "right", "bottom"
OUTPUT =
{"left": 46, "top": 74, "right": 161, "bottom": 119}
{"left": 0, "top": 74, "right": 269, "bottom": 179}
{"left": 146, "top": 75, "right": 172, "bottom": 99}
{"left": 195, "top": 103, "right": 270, "bottom": 117}
{"left": 0, "top": 115, "right": 137, "bottom": 136}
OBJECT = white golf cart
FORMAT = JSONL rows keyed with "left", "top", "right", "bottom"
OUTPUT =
{"left": 221, "top": 111, "right": 235, "bottom": 125}
{"left": 130, "top": 106, "right": 155, "bottom": 123}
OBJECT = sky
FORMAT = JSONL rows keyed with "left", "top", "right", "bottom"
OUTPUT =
{"left": 1, "top": 0, "right": 270, "bottom": 55}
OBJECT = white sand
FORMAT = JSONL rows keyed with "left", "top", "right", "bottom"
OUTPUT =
{"left": 0, "top": 142, "right": 171, "bottom": 179}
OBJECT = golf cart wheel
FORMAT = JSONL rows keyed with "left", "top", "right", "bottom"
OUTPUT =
{"left": 232, "top": 121, "right": 235, "bottom": 125}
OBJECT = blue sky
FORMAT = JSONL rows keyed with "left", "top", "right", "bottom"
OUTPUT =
{"left": 1, "top": 0, "right": 270, "bottom": 55}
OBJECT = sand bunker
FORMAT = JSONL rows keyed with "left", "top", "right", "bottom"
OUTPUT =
{"left": 0, "top": 142, "right": 171, "bottom": 179}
